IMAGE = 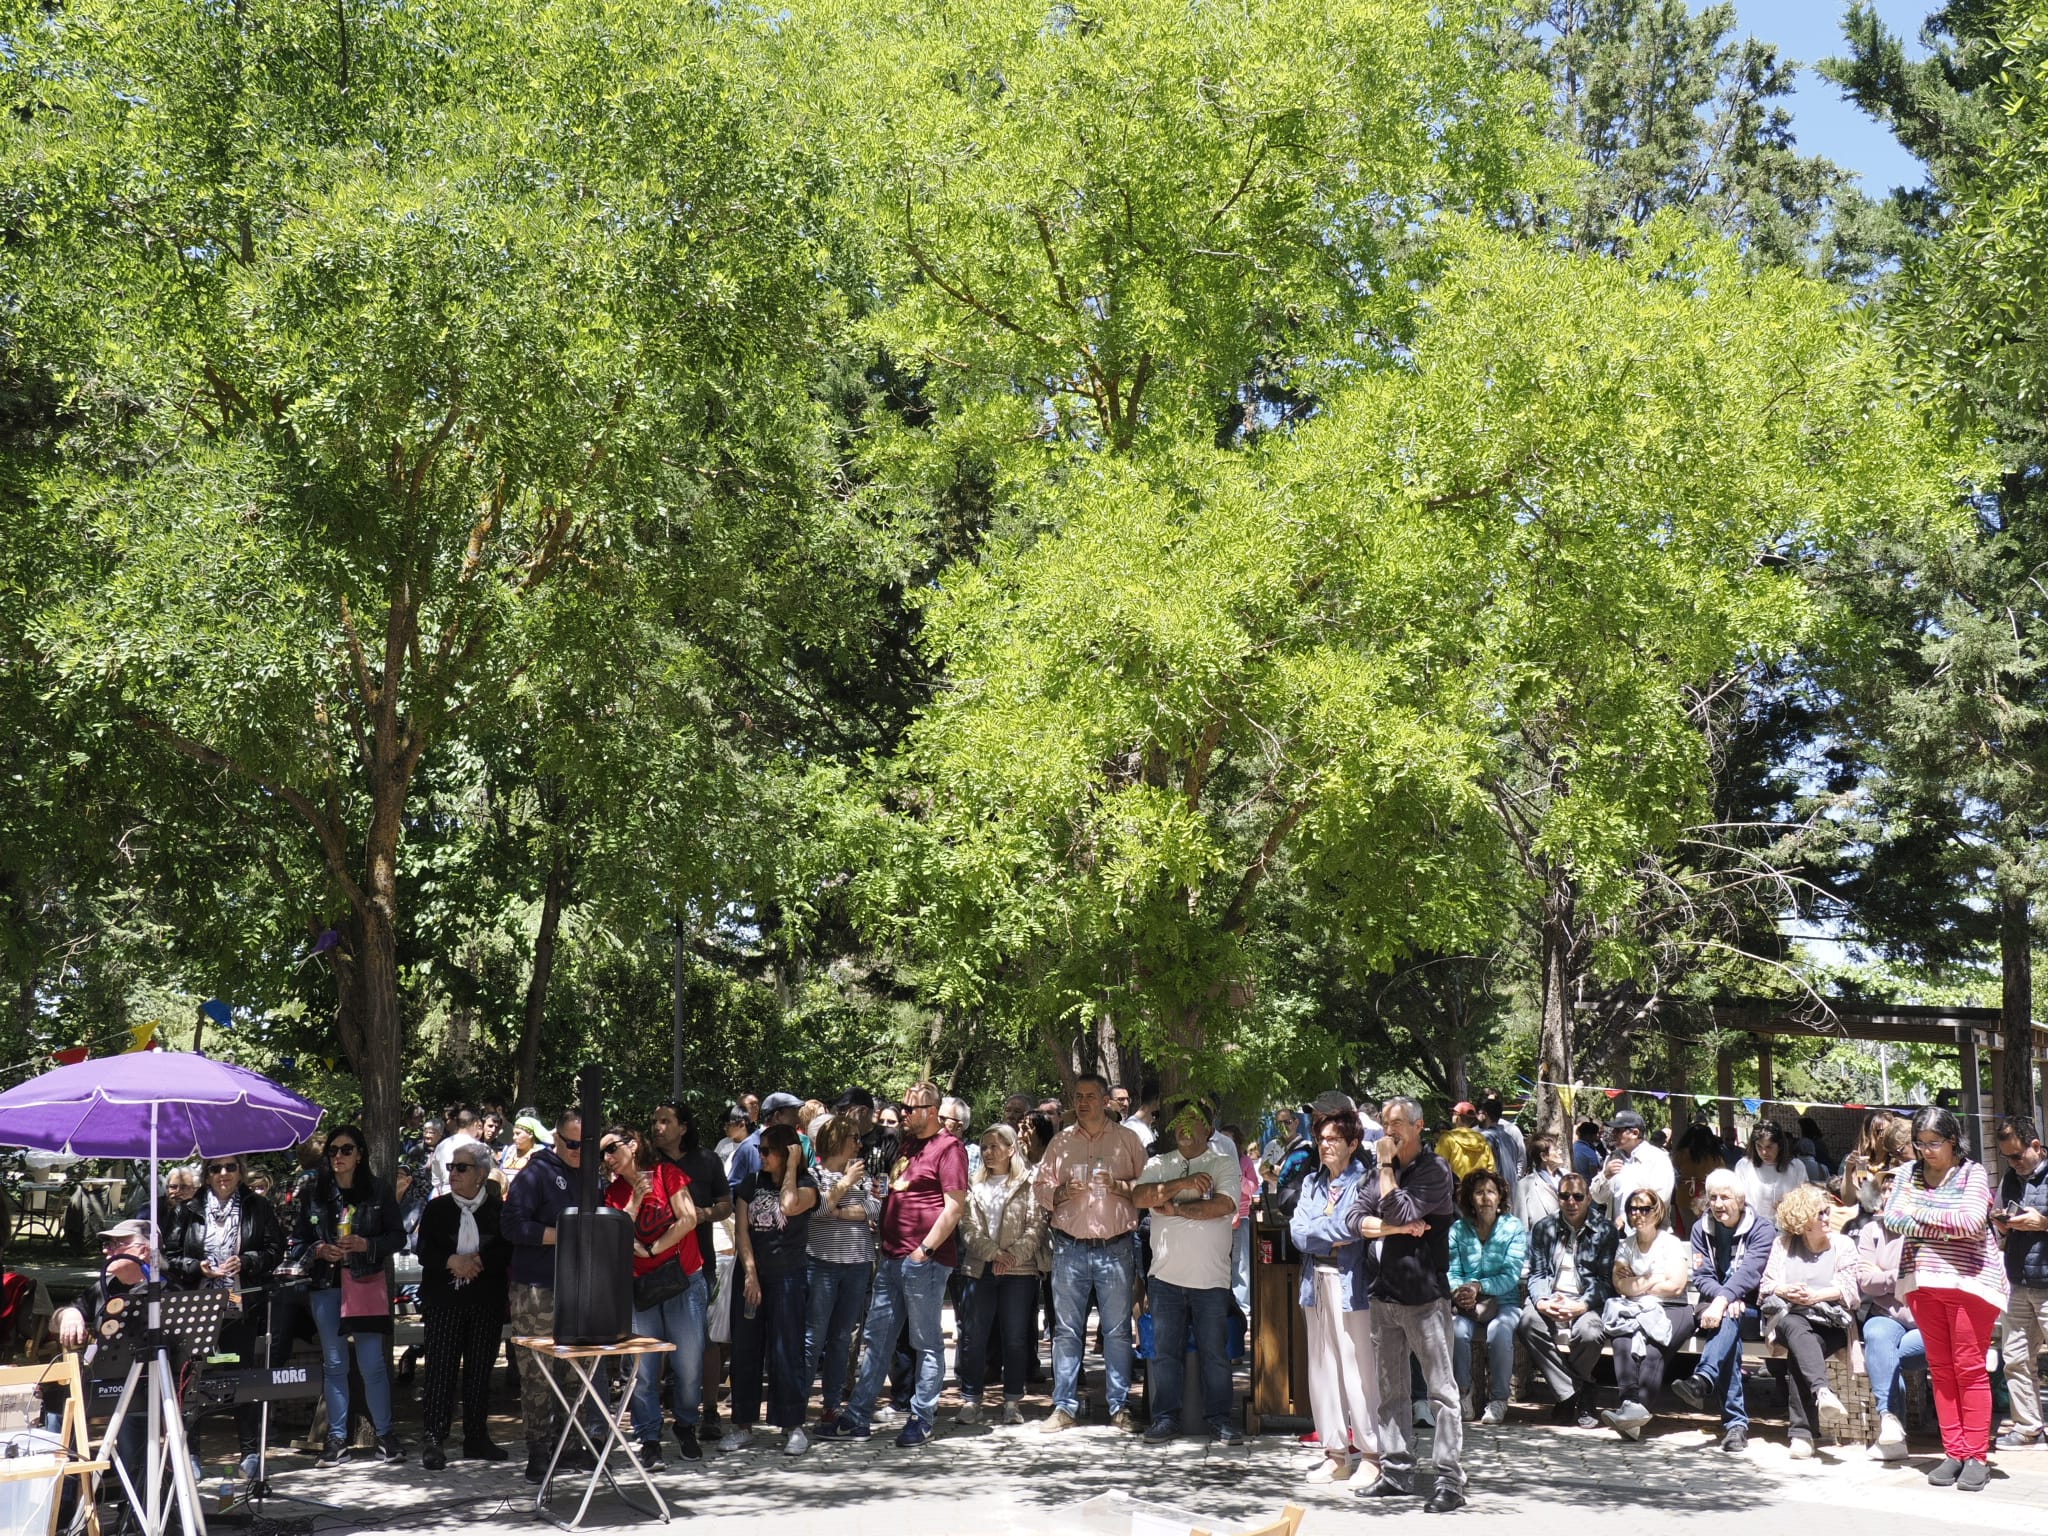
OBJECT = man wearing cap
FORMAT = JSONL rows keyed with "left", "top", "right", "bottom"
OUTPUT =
{"left": 728, "top": 1092, "right": 803, "bottom": 1191}
{"left": 1434, "top": 1104, "right": 1497, "bottom": 1186}
{"left": 51, "top": 1221, "right": 155, "bottom": 1498}
{"left": 501, "top": 1109, "right": 589, "bottom": 1482}
{"left": 1133, "top": 1097, "right": 1243, "bottom": 1443}
{"left": 1588, "top": 1111, "right": 1675, "bottom": 1224}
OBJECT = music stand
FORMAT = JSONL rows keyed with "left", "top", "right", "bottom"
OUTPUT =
{"left": 93, "top": 1287, "right": 227, "bottom": 1536}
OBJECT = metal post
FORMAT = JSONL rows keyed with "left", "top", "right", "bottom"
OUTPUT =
{"left": 671, "top": 919, "right": 686, "bottom": 1108}
{"left": 1960, "top": 1026, "right": 1984, "bottom": 1161}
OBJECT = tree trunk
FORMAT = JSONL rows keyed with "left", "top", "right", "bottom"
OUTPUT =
{"left": 2000, "top": 879, "right": 2036, "bottom": 1118}
{"left": 331, "top": 903, "right": 404, "bottom": 1173}
{"left": 1537, "top": 873, "right": 1577, "bottom": 1136}
{"left": 514, "top": 836, "right": 572, "bottom": 1110}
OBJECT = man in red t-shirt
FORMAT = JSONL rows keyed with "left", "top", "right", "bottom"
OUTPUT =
{"left": 819, "top": 1079, "right": 968, "bottom": 1448}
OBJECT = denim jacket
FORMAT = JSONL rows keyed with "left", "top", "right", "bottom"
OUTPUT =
{"left": 1289, "top": 1156, "right": 1373, "bottom": 1311}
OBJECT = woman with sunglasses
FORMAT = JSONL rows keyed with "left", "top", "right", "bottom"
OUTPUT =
{"left": 600, "top": 1124, "right": 704, "bottom": 1468}
{"left": 1882, "top": 1105, "right": 2007, "bottom": 1489}
{"left": 166, "top": 1156, "right": 285, "bottom": 1480}
{"left": 285, "top": 1122, "right": 406, "bottom": 1465}
{"left": 1599, "top": 1189, "right": 1691, "bottom": 1440}
{"left": 416, "top": 1141, "right": 511, "bottom": 1470}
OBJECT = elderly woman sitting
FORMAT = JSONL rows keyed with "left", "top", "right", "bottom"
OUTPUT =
{"left": 1760, "top": 1182, "right": 1860, "bottom": 1458}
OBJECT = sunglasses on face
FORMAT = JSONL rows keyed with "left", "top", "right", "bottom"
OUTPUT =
{"left": 206, "top": 1164, "right": 240, "bottom": 1176}
{"left": 1626, "top": 1204, "right": 1656, "bottom": 1216}
{"left": 1558, "top": 1192, "right": 1587, "bottom": 1202}
{"left": 558, "top": 1135, "right": 583, "bottom": 1150}
{"left": 600, "top": 1141, "right": 626, "bottom": 1156}
{"left": 328, "top": 1144, "right": 360, "bottom": 1158}
{"left": 449, "top": 1161, "right": 481, "bottom": 1174}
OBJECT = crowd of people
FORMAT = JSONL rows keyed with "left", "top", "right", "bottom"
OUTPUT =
{"left": 34, "top": 1078, "right": 2048, "bottom": 1518}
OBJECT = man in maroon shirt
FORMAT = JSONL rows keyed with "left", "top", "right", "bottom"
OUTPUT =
{"left": 820, "top": 1080, "right": 968, "bottom": 1448}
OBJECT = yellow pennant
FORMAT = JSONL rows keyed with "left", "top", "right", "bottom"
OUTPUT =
{"left": 125, "top": 1021, "right": 159, "bottom": 1053}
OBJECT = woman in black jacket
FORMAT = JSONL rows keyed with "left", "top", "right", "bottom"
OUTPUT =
{"left": 415, "top": 1146, "right": 511, "bottom": 1469}
{"left": 285, "top": 1123, "right": 406, "bottom": 1464}
{"left": 166, "top": 1156, "right": 286, "bottom": 1478}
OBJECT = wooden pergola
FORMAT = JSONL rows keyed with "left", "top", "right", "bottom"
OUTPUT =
{"left": 1699, "top": 1000, "right": 2048, "bottom": 1161}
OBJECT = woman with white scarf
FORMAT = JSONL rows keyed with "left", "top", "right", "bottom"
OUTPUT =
{"left": 415, "top": 1145, "right": 511, "bottom": 1470}
{"left": 166, "top": 1156, "right": 285, "bottom": 1480}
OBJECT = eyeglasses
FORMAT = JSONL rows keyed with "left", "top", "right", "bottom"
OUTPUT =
{"left": 903, "top": 1100, "right": 938, "bottom": 1111}
{"left": 1557, "top": 1192, "right": 1587, "bottom": 1202}
{"left": 1626, "top": 1204, "right": 1656, "bottom": 1216}
{"left": 449, "top": 1161, "right": 481, "bottom": 1173}
{"left": 1913, "top": 1138, "right": 1950, "bottom": 1152}
{"left": 327, "top": 1144, "right": 360, "bottom": 1158}
{"left": 206, "top": 1164, "right": 240, "bottom": 1176}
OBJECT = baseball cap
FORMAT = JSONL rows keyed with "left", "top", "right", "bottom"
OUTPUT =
{"left": 834, "top": 1088, "right": 876, "bottom": 1111}
{"left": 762, "top": 1091, "right": 804, "bottom": 1115}
{"left": 1611, "top": 1110, "right": 1648, "bottom": 1132}
{"left": 1452, "top": 1101, "right": 1477, "bottom": 1116}
{"left": 98, "top": 1218, "right": 151, "bottom": 1243}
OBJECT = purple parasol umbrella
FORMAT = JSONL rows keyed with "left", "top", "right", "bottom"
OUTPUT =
{"left": 0, "top": 1051, "right": 322, "bottom": 1159}
{"left": 0, "top": 1052, "right": 324, "bottom": 1536}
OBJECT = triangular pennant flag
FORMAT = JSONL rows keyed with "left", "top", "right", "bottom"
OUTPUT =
{"left": 1604, "top": 1087, "right": 1624, "bottom": 1099}
{"left": 1558, "top": 1084, "right": 1575, "bottom": 1115}
{"left": 1742, "top": 1097, "right": 1761, "bottom": 1114}
{"left": 201, "top": 998, "right": 232, "bottom": 1029}
{"left": 1696, "top": 1095, "right": 1718, "bottom": 1110}
{"left": 1791, "top": 1103, "right": 1813, "bottom": 1118}
{"left": 1844, "top": 1102, "right": 1866, "bottom": 1111}
{"left": 53, "top": 1044, "right": 89, "bottom": 1065}
{"left": 1649, "top": 1091, "right": 1669, "bottom": 1102}
{"left": 125, "top": 1021, "right": 158, "bottom": 1053}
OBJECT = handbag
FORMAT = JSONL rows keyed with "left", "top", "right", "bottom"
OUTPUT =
{"left": 632, "top": 1249, "right": 689, "bottom": 1310}
{"left": 339, "top": 1265, "right": 390, "bottom": 1319}
{"left": 1454, "top": 1289, "right": 1500, "bottom": 1325}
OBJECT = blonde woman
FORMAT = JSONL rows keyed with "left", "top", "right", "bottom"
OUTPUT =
{"left": 1758, "top": 1181, "right": 1859, "bottom": 1459}
{"left": 958, "top": 1124, "right": 1046, "bottom": 1424}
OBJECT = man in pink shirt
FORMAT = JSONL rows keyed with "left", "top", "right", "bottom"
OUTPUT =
{"left": 1033, "top": 1073, "right": 1147, "bottom": 1432}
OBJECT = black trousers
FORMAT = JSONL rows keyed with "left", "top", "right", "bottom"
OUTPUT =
{"left": 1611, "top": 1303, "right": 1697, "bottom": 1406}
{"left": 421, "top": 1300, "right": 502, "bottom": 1446}
{"left": 1776, "top": 1313, "right": 1847, "bottom": 1437}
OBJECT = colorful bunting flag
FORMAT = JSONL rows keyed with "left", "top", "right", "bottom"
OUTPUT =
{"left": 200, "top": 999, "right": 232, "bottom": 1030}
{"left": 1742, "top": 1097, "right": 1762, "bottom": 1114}
{"left": 124, "top": 1021, "right": 158, "bottom": 1053}
{"left": 52, "top": 1045, "right": 89, "bottom": 1065}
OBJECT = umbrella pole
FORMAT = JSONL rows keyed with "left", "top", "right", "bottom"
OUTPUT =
{"left": 146, "top": 1099, "right": 162, "bottom": 1536}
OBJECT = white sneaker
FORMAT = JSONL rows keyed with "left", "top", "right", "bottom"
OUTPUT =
{"left": 1413, "top": 1401, "right": 1435, "bottom": 1428}
{"left": 1874, "top": 1412, "right": 1908, "bottom": 1460}
{"left": 1305, "top": 1454, "right": 1355, "bottom": 1484}
{"left": 872, "top": 1404, "right": 903, "bottom": 1427}
{"left": 1815, "top": 1388, "right": 1848, "bottom": 1428}
{"left": 1790, "top": 1433, "right": 1815, "bottom": 1460}
{"left": 1480, "top": 1401, "right": 1506, "bottom": 1427}
{"left": 1002, "top": 1401, "right": 1025, "bottom": 1426}
{"left": 783, "top": 1427, "right": 809, "bottom": 1457}
{"left": 717, "top": 1429, "right": 751, "bottom": 1454}
{"left": 956, "top": 1403, "right": 982, "bottom": 1425}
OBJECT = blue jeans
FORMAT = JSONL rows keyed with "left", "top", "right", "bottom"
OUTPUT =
{"left": 805, "top": 1258, "right": 873, "bottom": 1421}
{"left": 958, "top": 1270, "right": 1039, "bottom": 1401}
{"left": 1147, "top": 1278, "right": 1233, "bottom": 1429}
{"left": 1862, "top": 1313, "right": 1927, "bottom": 1416}
{"left": 849, "top": 1255, "right": 951, "bottom": 1428}
{"left": 1051, "top": 1235, "right": 1136, "bottom": 1417}
{"left": 729, "top": 1267, "right": 809, "bottom": 1431}
{"left": 1453, "top": 1301, "right": 1523, "bottom": 1404}
{"left": 630, "top": 1268, "right": 707, "bottom": 1442}
{"left": 1693, "top": 1304, "right": 1749, "bottom": 1430}
{"left": 307, "top": 1285, "right": 393, "bottom": 1439}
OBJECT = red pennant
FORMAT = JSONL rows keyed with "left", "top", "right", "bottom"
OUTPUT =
{"left": 52, "top": 1045, "right": 89, "bottom": 1066}
{"left": 1844, "top": 1103, "right": 1865, "bottom": 1111}
{"left": 1604, "top": 1087, "right": 1624, "bottom": 1099}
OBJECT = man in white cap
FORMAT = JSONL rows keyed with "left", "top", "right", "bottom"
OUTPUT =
{"left": 727, "top": 1092, "right": 803, "bottom": 1188}
{"left": 1588, "top": 1110, "right": 1674, "bottom": 1223}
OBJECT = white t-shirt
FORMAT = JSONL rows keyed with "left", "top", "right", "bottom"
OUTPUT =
{"left": 1138, "top": 1146, "right": 1239, "bottom": 1290}
{"left": 432, "top": 1133, "right": 488, "bottom": 1201}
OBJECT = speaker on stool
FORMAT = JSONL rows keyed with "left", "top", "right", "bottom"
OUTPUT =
{"left": 553, "top": 1063, "right": 633, "bottom": 1346}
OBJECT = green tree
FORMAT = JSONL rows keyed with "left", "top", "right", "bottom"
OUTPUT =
{"left": 8, "top": 0, "right": 838, "bottom": 1160}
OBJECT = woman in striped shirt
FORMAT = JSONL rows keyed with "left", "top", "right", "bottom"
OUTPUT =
{"left": 1881, "top": 1105, "right": 2009, "bottom": 1490}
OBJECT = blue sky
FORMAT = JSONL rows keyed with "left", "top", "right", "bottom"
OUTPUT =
{"left": 1723, "top": 1, "right": 1931, "bottom": 194}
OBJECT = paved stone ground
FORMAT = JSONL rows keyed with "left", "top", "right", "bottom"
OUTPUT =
{"left": 208, "top": 1411, "right": 2048, "bottom": 1536}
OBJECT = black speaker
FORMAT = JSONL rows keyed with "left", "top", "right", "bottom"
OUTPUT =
{"left": 552, "top": 1063, "right": 633, "bottom": 1345}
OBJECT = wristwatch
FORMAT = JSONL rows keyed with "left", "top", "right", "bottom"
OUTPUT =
{"left": 912, "top": 1244, "right": 930, "bottom": 1261}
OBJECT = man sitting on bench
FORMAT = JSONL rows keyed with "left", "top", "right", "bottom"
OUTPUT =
{"left": 1671, "top": 1170, "right": 1776, "bottom": 1454}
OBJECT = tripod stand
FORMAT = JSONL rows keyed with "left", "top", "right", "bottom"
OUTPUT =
{"left": 93, "top": 1287, "right": 225, "bottom": 1536}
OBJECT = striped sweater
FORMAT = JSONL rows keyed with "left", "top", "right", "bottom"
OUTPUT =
{"left": 1881, "top": 1157, "right": 2009, "bottom": 1310}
